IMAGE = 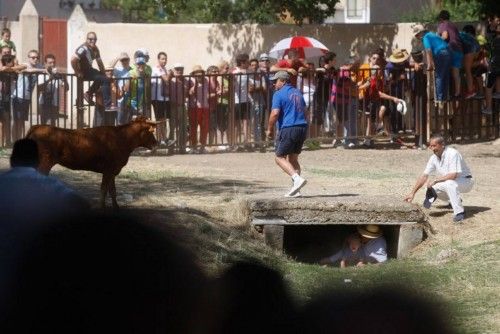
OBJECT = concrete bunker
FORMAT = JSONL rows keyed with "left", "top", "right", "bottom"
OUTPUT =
{"left": 250, "top": 195, "right": 428, "bottom": 263}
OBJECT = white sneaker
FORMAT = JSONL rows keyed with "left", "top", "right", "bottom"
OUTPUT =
{"left": 287, "top": 176, "right": 307, "bottom": 197}
{"left": 284, "top": 192, "right": 302, "bottom": 198}
{"left": 347, "top": 142, "right": 356, "bottom": 149}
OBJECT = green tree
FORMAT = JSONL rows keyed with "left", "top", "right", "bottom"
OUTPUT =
{"left": 402, "top": 0, "right": 500, "bottom": 23}
{"left": 102, "top": 0, "right": 340, "bottom": 25}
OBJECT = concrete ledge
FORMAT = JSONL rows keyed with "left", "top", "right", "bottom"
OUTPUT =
{"left": 248, "top": 194, "right": 428, "bottom": 259}
{"left": 250, "top": 195, "right": 427, "bottom": 226}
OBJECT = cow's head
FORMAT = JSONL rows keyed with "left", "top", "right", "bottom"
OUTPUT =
{"left": 133, "top": 116, "right": 158, "bottom": 149}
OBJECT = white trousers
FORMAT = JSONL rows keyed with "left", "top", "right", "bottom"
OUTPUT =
{"left": 432, "top": 177, "right": 474, "bottom": 215}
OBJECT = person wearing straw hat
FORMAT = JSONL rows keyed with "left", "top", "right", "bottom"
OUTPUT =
{"left": 357, "top": 224, "right": 388, "bottom": 264}
{"left": 266, "top": 70, "right": 308, "bottom": 198}
{"left": 188, "top": 65, "right": 210, "bottom": 153}
{"left": 381, "top": 49, "right": 411, "bottom": 144}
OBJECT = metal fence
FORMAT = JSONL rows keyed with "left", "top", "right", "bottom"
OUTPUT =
{"left": 0, "top": 68, "right": 498, "bottom": 150}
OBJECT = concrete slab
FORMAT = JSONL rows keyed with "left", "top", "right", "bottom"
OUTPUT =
{"left": 248, "top": 194, "right": 428, "bottom": 259}
{"left": 250, "top": 194, "right": 427, "bottom": 226}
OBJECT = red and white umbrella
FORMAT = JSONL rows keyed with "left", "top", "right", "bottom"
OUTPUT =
{"left": 269, "top": 36, "right": 329, "bottom": 59}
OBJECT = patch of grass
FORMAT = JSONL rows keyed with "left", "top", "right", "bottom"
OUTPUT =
{"left": 304, "top": 139, "right": 322, "bottom": 150}
{"left": 119, "top": 169, "right": 190, "bottom": 182}
{"left": 308, "top": 167, "right": 406, "bottom": 180}
{"left": 278, "top": 240, "right": 500, "bottom": 333}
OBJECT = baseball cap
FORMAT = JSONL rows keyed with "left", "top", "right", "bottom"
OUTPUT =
{"left": 259, "top": 53, "right": 270, "bottom": 61}
{"left": 135, "top": 57, "right": 146, "bottom": 65}
{"left": 270, "top": 71, "right": 290, "bottom": 81}
{"left": 423, "top": 187, "right": 437, "bottom": 209}
{"left": 172, "top": 62, "right": 184, "bottom": 69}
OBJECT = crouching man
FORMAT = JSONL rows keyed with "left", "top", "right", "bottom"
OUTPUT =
{"left": 404, "top": 134, "right": 474, "bottom": 222}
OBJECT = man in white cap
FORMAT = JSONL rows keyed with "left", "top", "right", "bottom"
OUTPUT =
{"left": 404, "top": 133, "right": 473, "bottom": 222}
{"left": 357, "top": 224, "right": 387, "bottom": 264}
{"left": 266, "top": 71, "right": 308, "bottom": 197}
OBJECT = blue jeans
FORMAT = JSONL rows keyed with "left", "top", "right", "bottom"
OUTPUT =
{"left": 434, "top": 48, "right": 452, "bottom": 102}
{"left": 83, "top": 68, "right": 111, "bottom": 108}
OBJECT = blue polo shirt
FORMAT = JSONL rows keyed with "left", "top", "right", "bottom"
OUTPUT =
{"left": 271, "top": 83, "right": 307, "bottom": 130}
{"left": 422, "top": 32, "right": 449, "bottom": 58}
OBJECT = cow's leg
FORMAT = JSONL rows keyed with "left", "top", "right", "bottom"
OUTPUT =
{"left": 109, "top": 176, "right": 119, "bottom": 210}
{"left": 100, "top": 174, "right": 112, "bottom": 208}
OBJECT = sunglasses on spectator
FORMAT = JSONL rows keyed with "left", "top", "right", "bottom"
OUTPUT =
{"left": 29, "top": 56, "right": 39, "bottom": 59}
{"left": 87, "top": 38, "right": 97, "bottom": 41}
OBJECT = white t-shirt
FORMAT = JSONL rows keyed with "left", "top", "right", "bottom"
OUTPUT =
{"left": 423, "top": 146, "right": 471, "bottom": 178}
{"left": 151, "top": 65, "right": 169, "bottom": 101}
{"left": 232, "top": 67, "right": 249, "bottom": 104}
{"left": 37, "top": 72, "right": 63, "bottom": 107}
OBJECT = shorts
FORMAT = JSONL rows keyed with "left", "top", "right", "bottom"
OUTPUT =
{"left": 451, "top": 50, "right": 463, "bottom": 69}
{"left": 462, "top": 41, "right": 480, "bottom": 55}
{"left": 234, "top": 102, "right": 249, "bottom": 121}
{"left": 486, "top": 70, "right": 500, "bottom": 89}
{"left": 13, "top": 98, "right": 30, "bottom": 121}
{"left": 151, "top": 100, "right": 171, "bottom": 120}
{"left": 275, "top": 125, "right": 307, "bottom": 157}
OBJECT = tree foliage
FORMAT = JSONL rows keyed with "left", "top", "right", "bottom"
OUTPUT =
{"left": 101, "top": 0, "right": 340, "bottom": 25}
{"left": 401, "top": 0, "right": 500, "bottom": 23}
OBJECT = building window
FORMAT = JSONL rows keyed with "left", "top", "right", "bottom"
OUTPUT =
{"left": 346, "top": 0, "right": 366, "bottom": 19}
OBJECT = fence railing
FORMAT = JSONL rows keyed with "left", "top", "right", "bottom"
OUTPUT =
{"left": 0, "top": 68, "right": 498, "bottom": 150}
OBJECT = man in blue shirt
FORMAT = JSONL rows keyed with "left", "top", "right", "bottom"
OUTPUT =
{"left": 413, "top": 24, "right": 452, "bottom": 103}
{"left": 266, "top": 71, "right": 308, "bottom": 197}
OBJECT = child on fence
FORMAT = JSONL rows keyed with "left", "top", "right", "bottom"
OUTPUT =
{"left": 319, "top": 234, "right": 364, "bottom": 268}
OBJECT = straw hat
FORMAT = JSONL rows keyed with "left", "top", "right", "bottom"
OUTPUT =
{"left": 388, "top": 49, "right": 410, "bottom": 63}
{"left": 357, "top": 224, "right": 383, "bottom": 239}
{"left": 191, "top": 64, "right": 205, "bottom": 75}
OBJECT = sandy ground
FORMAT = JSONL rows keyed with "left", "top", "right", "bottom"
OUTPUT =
{"left": 1, "top": 139, "right": 499, "bottom": 254}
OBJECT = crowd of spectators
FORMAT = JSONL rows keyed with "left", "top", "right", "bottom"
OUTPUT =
{"left": 0, "top": 13, "right": 499, "bottom": 150}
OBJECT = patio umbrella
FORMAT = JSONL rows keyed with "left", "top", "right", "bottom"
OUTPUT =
{"left": 268, "top": 36, "right": 329, "bottom": 59}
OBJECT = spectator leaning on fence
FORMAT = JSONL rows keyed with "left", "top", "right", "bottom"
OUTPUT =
{"left": 216, "top": 61, "right": 230, "bottom": 146}
{"left": 0, "top": 54, "right": 17, "bottom": 146}
{"left": 0, "top": 46, "right": 26, "bottom": 72}
{"left": 248, "top": 59, "right": 267, "bottom": 147}
{"left": 169, "top": 63, "right": 188, "bottom": 151}
{"left": 188, "top": 65, "right": 210, "bottom": 153}
{"left": 123, "top": 56, "right": 151, "bottom": 120}
{"left": 12, "top": 50, "right": 44, "bottom": 141}
{"left": 437, "top": 10, "right": 463, "bottom": 99}
{"left": 331, "top": 55, "right": 360, "bottom": 149}
{"left": 232, "top": 53, "right": 251, "bottom": 147}
{"left": 206, "top": 65, "right": 220, "bottom": 146}
{"left": 37, "top": 54, "right": 69, "bottom": 126}
{"left": 413, "top": 24, "right": 452, "bottom": 106}
{"left": 151, "top": 51, "right": 173, "bottom": 146}
{"left": 109, "top": 52, "right": 132, "bottom": 125}
{"left": 313, "top": 51, "right": 336, "bottom": 137}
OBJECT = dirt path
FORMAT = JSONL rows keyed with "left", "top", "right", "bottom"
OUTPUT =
{"left": 1, "top": 140, "right": 498, "bottom": 253}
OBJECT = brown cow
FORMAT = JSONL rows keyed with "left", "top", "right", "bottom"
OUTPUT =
{"left": 26, "top": 116, "right": 158, "bottom": 209}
